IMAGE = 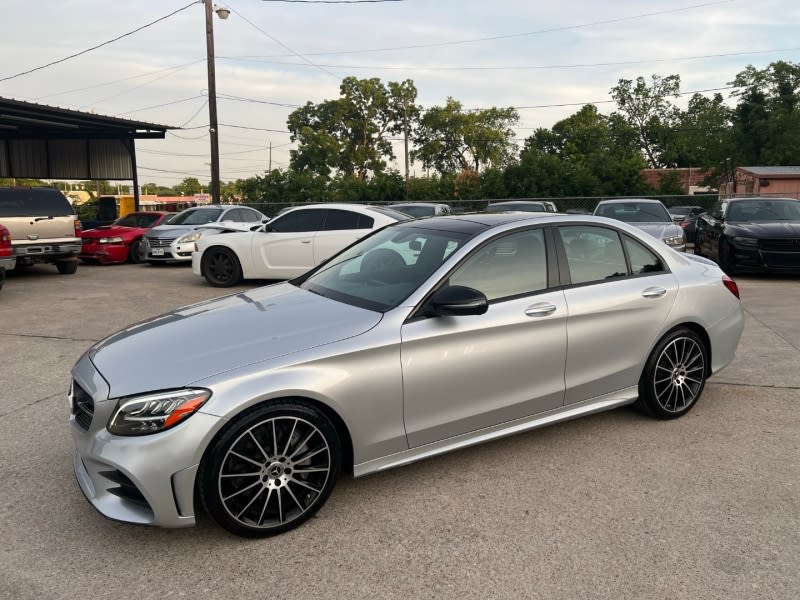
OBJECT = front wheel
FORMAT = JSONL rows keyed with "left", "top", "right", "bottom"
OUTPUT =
{"left": 202, "top": 247, "right": 242, "bottom": 287}
{"left": 719, "top": 239, "right": 736, "bottom": 276}
{"left": 199, "top": 401, "right": 341, "bottom": 537}
{"left": 128, "top": 240, "right": 142, "bottom": 264}
{"left": 634, "top": 328, "right": 708, "bottom": 419}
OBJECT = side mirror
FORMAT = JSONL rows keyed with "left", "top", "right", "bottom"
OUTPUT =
{"left": 261, "top": 217, "right": 270, "bottom": 224}
{"left": 428, "top": 285, "right": 488, "bottom": 317}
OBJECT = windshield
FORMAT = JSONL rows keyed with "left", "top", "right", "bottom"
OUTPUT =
{"left": 115, "top": 213, "right": 162, "bottom": 228}
{"left": 168, "top": 208, "right": 224, "bottom": 225}
{"left": 487, "top": 203, "right": 545, "bottom": 213}
{"left": 296, "top": 225, "right": 472, "bottom": 312}
{"left": 727, "top": 200, "right": 800, "bottom": 222}
{"left": 595, "top": 202, "right": 672, "bottom": 223}
{"left": 390, "top": 204, "right": 436, "bottom": 217}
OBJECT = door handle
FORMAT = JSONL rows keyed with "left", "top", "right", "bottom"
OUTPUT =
{"left": 300, "top": 240, "right": 311, "bottom": 244}
{"left": 642, "top": 287, "right": 667, "bottom": 299}
{"left": 524, "top": 302, "right": 557, "bottom": 317}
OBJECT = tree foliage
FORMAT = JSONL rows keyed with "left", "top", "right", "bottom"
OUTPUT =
{"left": 413, "top": 98, "right": 519, "bottom": 174}
{"left": 287, "top": 77, "right": 419, "bottom": 180}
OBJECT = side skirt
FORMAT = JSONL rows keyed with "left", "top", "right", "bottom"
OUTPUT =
{"left": 353, "top": 387, "right": 638, "bottom": 478}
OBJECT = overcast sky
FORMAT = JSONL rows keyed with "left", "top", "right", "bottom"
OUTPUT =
{"left": 1, "top": 0, "right": 799, "bottom": 187}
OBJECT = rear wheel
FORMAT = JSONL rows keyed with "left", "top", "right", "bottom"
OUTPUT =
{"left": 199, "top": 401, "right": 341, "bottom": 537}
{"left": 202, "top": 247, "right": 242, "bottom": 287}
{"left": 56, "top": 259, "right": 78, "bottom": 275}
{"left": 719, "top": 239, "right": 736, "bottom": 275}
{"left": 634, "top": 327, "right": 708, "bottom": 419}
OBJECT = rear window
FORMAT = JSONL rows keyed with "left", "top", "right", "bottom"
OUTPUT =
{"left": 0, "top": 188, "right": 74, "bottom": 217}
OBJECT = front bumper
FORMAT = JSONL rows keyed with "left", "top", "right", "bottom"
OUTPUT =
{"left": 80, "top": 242, "right": 128, "bottom": 263}
{"left": 729, "top": 243, "right": 800, "bottom": 273}
{"left": 70, "top": 356, "right": 224, "bottom": 527}
{"left": 141, "top": 238, "right": 194, "bottom": 262}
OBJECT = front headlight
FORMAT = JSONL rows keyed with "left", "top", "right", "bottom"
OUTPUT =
{"left": 732, "top": 236, "right": 758, "bottom": 247}
{"left": 663, "top": 235, "right": 685, "bottom": 247}
{"left": 107, "top": 388, "right": 211, "bottom": 436}
{"left": 178, "top": 232, "right": 202, "bottom": 244}
{"left": 98, "top": 236, "right": 124, "bottom": 244}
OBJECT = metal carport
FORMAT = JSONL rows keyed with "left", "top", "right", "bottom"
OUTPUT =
{"left": 0, "top": 97, "right": 171, "bottom": 210}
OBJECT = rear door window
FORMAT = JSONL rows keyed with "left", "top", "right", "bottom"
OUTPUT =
{"left": 0, "top": 188, "right": 74, "bottom": 217}
{"left": 558, "top": 226, "right": 628, "bottom": 284}
{"left": 323, "top": 209, "right": 374, "bottom": 230}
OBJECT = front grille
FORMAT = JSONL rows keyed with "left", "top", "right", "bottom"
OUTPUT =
{"left": 72, "top": 381, "right": 94, "bottom": 431}
{"left": 148, "top": 237, "right": 174, "bottom": 248}
{"left": 759, "top": 239, "right": 800, "bottom": 252}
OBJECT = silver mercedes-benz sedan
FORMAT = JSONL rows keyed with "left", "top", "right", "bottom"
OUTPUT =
{"left": 69, "top": 213, "right": 744, "bottom": 537}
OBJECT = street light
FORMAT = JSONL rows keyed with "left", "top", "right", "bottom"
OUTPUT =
{"left": 204, "top": 1, "right": 229, "bottom": 204}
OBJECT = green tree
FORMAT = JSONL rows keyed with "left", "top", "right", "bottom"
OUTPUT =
{"left": 413, "top": 98, "right": 519, "bottom": 174}
{"left": 610, "top": 74, "right": 682, "bottom": 168}
{"left": 175, "top": 177, "right": 203, "bottom": 196}
{"left": 288, "top": 77, "right": 420, "bottom": 180}
{"left": 728, "top": 61, "right": 800, "bottom": 165}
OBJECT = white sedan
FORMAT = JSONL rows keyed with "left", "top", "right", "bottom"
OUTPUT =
{"left": 192, "top": 203, "right": 408, "bottom": 286}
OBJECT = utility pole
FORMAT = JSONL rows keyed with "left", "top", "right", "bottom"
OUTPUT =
{"left": 268, "top": 141, "right": 272, "bottom": 172}
{"left": 204, "top": 0, "right": 221, "bottom": 205}
{"left": 403, "top": 99, "right": 410, "bottom": 201}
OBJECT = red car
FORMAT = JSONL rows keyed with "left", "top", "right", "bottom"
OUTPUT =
{"left": 80, "top": 212, "right": 173, "bottom": 264}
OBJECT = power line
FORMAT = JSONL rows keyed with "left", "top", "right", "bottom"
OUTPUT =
{"left": 215, "top": 92, "right": 301, "bottom": 108}
{"left": 226, "top": 3, "right": 341, "bottom": 79}
{"left": 221, "top": 45, "right": 800, "bottom": 72}
{"left": 261, "top": 0, "right": 404, "bottom": 3}
{"left": 0, "top": 1, "right": 200, "bottom": 84}
{"left": 179, "top": 99, "right": 210, "bottom": 127}
{"left": 30, "top": 59, "right": 205, "bottom": 101}
{"left": 234, "top": 0, "right": 737, "bottom": 58}
{"left": 117, "top": 95, "right": 206, "bottom": 116}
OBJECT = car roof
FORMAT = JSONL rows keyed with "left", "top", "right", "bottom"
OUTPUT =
{"left": 389, "top": 202, "right": 446, "bottom": 207}
{"left": 596, "top": 198, "right": 664, "bottom": 205}
{"left": 488, "top": 200, "right": 546, "bottom": 206}
{"left": 726, "top": 196, "right": 799, "bottom": 202}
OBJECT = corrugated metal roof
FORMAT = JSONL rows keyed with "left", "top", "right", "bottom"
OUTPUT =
{"left": 738, "top": 166, "right": 800, "bottom": 176}
{"left": 0, "top": 97, "right": 172, "bottom": 135}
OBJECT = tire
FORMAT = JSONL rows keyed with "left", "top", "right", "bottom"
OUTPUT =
{"left": 719, "top": 239, "right": 736, "bottom": 275}
{"left": 202, "top": 247, "right": 242, "bottom": 287}
{"left": 56, "top": 260, "right": 78, "bottom": 275}
{"left": 128, "top": 240, "right": 142, "bottom": 264}
{"left": 199, "top": 401, "right": 341, "bottom": 538}
{"left": 634, "top": 327, "right": 708, "bottom": 420}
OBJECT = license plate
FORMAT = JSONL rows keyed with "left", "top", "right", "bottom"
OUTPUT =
{"left": 152, "top": 248, "right": 165, "bottom": 256}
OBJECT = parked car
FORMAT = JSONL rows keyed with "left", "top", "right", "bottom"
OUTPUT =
{"left": 0, "top": 224, "right": 15, "bottom": 290}
{"left": 593, "top": 199, "right": 686, "bottom": 252}
{"left": 541, "top": 201, "right": 558, "bottom": 213}
{"left": 668, "top": 205, "right": 706, "bottom": 244}
{"left": 69, "top": 212, "right": 744, "bottom": 537}
{"left": 694, "top": 197, "right": 800, "bottom": 274}
{"left": 193, "top": 203, "right": 408, "bottom": 287}
{"left": 141, "top": 205, "right": 266, "bottom": 264}
{"left": 0, "top": 186, "right": 81, "bottom": 274}
{"left": 80, "top": 212, "right": 173, "bottom": 265}
{"left": 485, "top": 200, "right": 548, "bottom": 213}
{"left": 388, "top": 202, "right": 451, "bottom": 218}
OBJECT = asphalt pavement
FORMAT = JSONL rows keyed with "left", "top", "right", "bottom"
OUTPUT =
{"left": 0, "top": 263, "right": 798, "bottom": 600}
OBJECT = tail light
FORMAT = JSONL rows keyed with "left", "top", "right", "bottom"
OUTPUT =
{"left": 74, "top": 219, "right": 82, "bottom": 237}
{"left": 0, "top": 227, "right": 12, "bottom": 257}
{"left": 722, "top": 274, "right": 739, "bottom": 299}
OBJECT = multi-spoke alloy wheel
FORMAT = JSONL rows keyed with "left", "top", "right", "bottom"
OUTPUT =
{"left": 636, "top": 328, "right": 708, "bottom": 419}
{"left": 200, "top": 402, "right": 341, "bottom": 537}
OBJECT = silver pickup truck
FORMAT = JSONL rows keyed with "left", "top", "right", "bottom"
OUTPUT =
{"left": 0, "top": 187, "right": 82, "bottom": 274}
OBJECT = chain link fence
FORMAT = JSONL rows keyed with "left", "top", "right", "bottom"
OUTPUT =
{"left": 240, "top": 194, "right": 725, "bottom": 218}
